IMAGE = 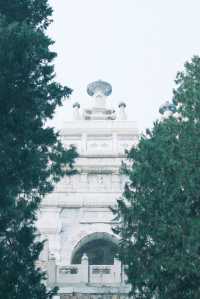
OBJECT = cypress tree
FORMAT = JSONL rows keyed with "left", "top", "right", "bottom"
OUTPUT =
{"left": 114, "top": 56, "right": 200, "bottom": 299}
{"left": 0, "top": 1, "right": 77, "bottom": 298}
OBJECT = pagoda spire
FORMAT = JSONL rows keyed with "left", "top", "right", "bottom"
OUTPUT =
{"left": 84, "top": 80, "right": 116, "bottom": 120}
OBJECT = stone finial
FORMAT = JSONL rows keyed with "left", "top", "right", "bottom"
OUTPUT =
{"left": 118, "top": 101, "right": 127, "bottom": 120}
{"left": 118, "top": 102, "right": 126, "bottom": 108}
{"left": 83, "top": 80, "right": 117, "bottom": 120}
{"left": 73, "top": 102, "right": 81, "bottom": 120}
{"left": 81, "top": 253, "right": 88, "bottom": 262}
{"left": 87, "top": 80, "right": 112, "bottom": 97}
{"left": 87, "top": 80, "right": 112, "bottom": 109}
{"left": 80, "top": 253, "right": 89, "bottom": 283}
{"left": 73, "top": 102, "right": 80, "bottom": 109}
{"left": 49, "top": 252, "right": 56, "bottom": 260}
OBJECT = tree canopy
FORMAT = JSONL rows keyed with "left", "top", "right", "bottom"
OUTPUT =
{"left": 0, "top": 1, "right": 77, "bottom": 298}
{"left": 114, "top": 56, "right": 200, "bottom": 299}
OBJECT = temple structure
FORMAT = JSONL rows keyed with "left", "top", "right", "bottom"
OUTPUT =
{"left": 37, "top": 80, "right": 139, "bottom": 299}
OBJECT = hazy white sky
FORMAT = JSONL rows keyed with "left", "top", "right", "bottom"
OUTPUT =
{"left": 48, "top": 0, "right": 200, "bottom": 132}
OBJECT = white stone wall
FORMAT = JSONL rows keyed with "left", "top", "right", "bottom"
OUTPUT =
{"left": 37, "top": 112, "right": 138, "bottom": 268}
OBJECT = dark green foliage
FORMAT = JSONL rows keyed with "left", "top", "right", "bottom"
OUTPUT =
{"left": 114, "top": 56, "right": 200, "bottom": 299}
{"left": 0, "top": 1, "right": 77, "bottom": 298}
{"left": 0, "top": 0, "right": 52, "bottom": 28}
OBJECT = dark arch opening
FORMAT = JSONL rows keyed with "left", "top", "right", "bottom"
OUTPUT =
{"left": 71, "top": 233, "right": 119, "bottom": 265}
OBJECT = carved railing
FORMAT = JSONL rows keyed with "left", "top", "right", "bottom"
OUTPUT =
{"left": 48, "top": 255, "right": 126, "bottom": 285}
{"left": 58, "top": 265, "right": 83, "bottom": 284}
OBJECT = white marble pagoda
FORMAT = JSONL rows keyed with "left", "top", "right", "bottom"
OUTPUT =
{"left": 37, "top": 80, "right": 138, "bottom": 298}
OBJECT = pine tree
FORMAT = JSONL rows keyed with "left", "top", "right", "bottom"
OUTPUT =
{"left": 0, "top": 1, "right": 77, "bottom": 298}
{"left": 114, "top": 56, "right": 200, "bottom": 299}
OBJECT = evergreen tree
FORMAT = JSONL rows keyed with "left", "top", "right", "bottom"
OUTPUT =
{"left": 114, "top": 56, "right": 200, "bottom": 299}
{"left": 0, "top": 1, "right": 77, "bottom": 298}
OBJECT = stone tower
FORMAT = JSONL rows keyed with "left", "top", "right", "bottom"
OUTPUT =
{"left": 37, "top": 80, "right": 138, "bottom": 299}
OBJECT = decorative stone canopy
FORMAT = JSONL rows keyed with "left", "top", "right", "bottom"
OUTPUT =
{"left": 83, "top": 80, "right": 116, "bottom": 120}
{"left": 73, "top": 102, "right": 80, "bottom": 108}
{"left": 118, "top": 101, "right": 126, "bottom": 108}
{"left": 72, "top": 81, "right": 127, "bottom": 121}
{"left": 87, "top": 80, "right": 112, "bottom": 97}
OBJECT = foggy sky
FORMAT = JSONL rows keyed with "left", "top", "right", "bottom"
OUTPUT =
{"left": 48, "top": 0, "right": 200, "bottom": 132}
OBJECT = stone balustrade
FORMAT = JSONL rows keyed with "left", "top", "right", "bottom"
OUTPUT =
{"left": 48, "top": 255, "right": 126, "bottom": 286}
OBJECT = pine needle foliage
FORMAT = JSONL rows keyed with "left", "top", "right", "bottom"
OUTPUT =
{"left": 114, "top": 56, "right": 200, "bottom": 299}
{"left": 0, "top": 1, "right": 78, "bottom": 298}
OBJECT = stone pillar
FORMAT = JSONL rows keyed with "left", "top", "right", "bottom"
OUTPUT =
{"left": 112, "top": 132, "right": 117, "bottom": 154}
{"left": 48, "top": 253, "right": 57, "bottom": 284}
{"left": 122, "top": 264, "right": 128, "bottom": 284}
{"left": 80, "top": 253, "right": 89, "bottom": 283}
{"left": 113, "top": 258, "right": 122, "bottom": 283}
{"left": 93, "top": 93, "right": 106, "bottom": 109}
{"left": 82, "top": 133, "right": 87, "bottom": 154}
{"left": 39, "top": 238, "right": 49, "bottom": 261}
{"left": 118, "top": 102, "right": 127, "bottom": 120}
{"left": 73, "top": 102, "right": 81, "bottom": 120}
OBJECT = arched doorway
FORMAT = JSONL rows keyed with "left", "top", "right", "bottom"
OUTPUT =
{"left": 71, "top": 232, "right": 119, "bottom": 265}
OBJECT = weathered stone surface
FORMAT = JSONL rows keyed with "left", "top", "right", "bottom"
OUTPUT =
{"left": 37, "top": 82, "right": 138, "bottom": 295}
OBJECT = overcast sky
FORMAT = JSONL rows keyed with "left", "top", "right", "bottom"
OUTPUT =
{"left": 48, "top": 0, "right": 200, "bottom": 132}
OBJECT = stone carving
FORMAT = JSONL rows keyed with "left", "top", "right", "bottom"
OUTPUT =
{"left": 87, "top": 80, "right": 112, "bottom": 97}
{"left": 118, "top": 102, "right": 127, "bottom": 120}
{"left": 96, "top": 175, "right": 104, "bottom": 184}
{"left": 92, "top": 267, "right": 111, "bottom": 274}
{"left": 73, "top": 102, "right": 81, "bottom": 120}
{"left": 37, "top": 81, "right": 139, "bottom": 297}
{"left": 59, "top": 266, "right": 78, "bottom": 274}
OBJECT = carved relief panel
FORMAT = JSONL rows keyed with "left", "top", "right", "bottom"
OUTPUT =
{"left": 86, "top": 134, "right": 113, "bottom": 153}
{"left": 80, "top": 207, "right": 113, "bottom": 224}
{"left": 88, "top": 173, "right": 112, "bottom": 192}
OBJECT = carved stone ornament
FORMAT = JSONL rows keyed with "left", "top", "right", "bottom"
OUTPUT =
{"left": 87, "top": 80, "right": 112, "bottom": 97}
